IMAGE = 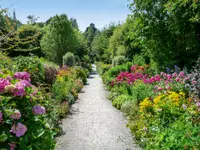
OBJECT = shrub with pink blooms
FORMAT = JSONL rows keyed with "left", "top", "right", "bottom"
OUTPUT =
{"left": 0, "top": 71, "right": 56, "bottom": 149}
{"left": 100, "top": 62, "right": 200, "bottom": 149}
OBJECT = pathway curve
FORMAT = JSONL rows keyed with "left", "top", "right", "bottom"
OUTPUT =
{"left": 56, "top": 65, "right": 139, "bottom": 150}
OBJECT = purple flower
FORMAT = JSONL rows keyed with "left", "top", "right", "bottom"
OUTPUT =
{"left": 10, "top": 110, "right": 21, "bottom": 120}
{"left": 0, "top": 111, "right": 3, "bottom": 123}
{"left": 18, "top": 80, "right": 31, "bottom": 87}
{"left": 14, "top": 72, "right": 31, "bottom": 82}
{"left": 10, "top": 123, "right": 27, "bottom": 137}
{"left": 32, "top": 105, "right": 46, "bottom": 115}
{"left": 13, "top": 84, "right": 25, "bottom": 97}
{"left": 0, "top": 78, "right": 10, "bottom": 93}
{"left": 9, "top": 143, "right": 16, "bottom": 150}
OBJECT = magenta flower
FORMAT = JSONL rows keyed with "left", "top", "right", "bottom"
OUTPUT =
{"left": 9, "top": 143, "right": 16, "bottom": 150}
{"left": 179, "top": 71, "right": 185, "bottom": 78}
{"left": 172, "top": 73, "right": 177, "bottom": 78}
{"left": 176, "top": 78, "right": 181, "bottom": 82}
{"left": 32, "top": 105, "right": 46, "bottom": 115}
{"left": 10, "top": 123, "right": 27, "bottom": 137}
{"left": 14, "top": 72, "right": 31, "bottom": 82}
{"left": 10, "top": 110, "right": 21, "bottom": 120}
{"left": 0, "top": 78, "right": 10, "bottom": 93}
{"left": 0, "top": 111, "right": 3, "bottom": 123}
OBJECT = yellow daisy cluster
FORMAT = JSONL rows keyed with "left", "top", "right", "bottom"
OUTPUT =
{"left": 140, "top": 91, "right": 186, "bottom": 113}
{"left": 140, "top": 98, "right": 153, "bottom": 112}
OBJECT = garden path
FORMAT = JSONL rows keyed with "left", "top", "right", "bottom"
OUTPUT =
{"left": 56, "top": 65, "right": 139, "bottom": 150}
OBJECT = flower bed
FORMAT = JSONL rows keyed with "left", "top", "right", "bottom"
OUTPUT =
{"left": 99, "top": 61, "right": 200, "bottom": 149}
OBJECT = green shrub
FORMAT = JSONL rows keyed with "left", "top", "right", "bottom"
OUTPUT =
{"left": 66, "top": 93, "right": 75, "bottom": 105}
{"left": 58, "top": 101, "right": 69, "bottom": 118}
{"left": 63, "top": 52, "right": 75, "bottom": 67}
{"left": 133, "top": 54, "right": 146, "bottom": 66}
{"left": 13, "top": 56, "right": 45, "bottom": 84}
{"left": 112, "top": 55, "right": 126, "bottom": 66}
{"left": 131, "top": 81, "right": 154, "bottom": 103}
{"left": 0, "top": 53, "right": 13, "bottom": 69}
{"left": 74, "top": 67, "right": 87, "bottom": 84}
{"left": 52, "top": 77, "right": 72, "bottom": 102}
{"left": 96, "top": 62, "right": 112, "bottom": 75}
{"left": 112, "top": 94, "right": 133, "bottom": 109}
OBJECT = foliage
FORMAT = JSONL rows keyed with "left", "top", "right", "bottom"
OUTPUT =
{"left": 13, "top": 56, "right": 45, "bottom": 84}
{"left": 41, "top": 14, "right": 78, "bottom": 65}
{"left": 133, "top": 55, "right": 146, "bottom": 66}
{"left": 112, "top": 55, "right": 126, "bottom": 67}
{"left": 1, "top": 24, "right": 43, "bottom": 57}
{"left": 63, "top": 52, "right": 75, "bottom": 67}
{"left": 0, "top": 53, "right": 13, "bottom": 70}
{"left": 112, "top": 94, "right": 133, "bottom": 109}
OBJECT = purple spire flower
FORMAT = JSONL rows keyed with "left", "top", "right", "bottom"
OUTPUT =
{"left": 10, "top": 110, "right": 21, "bottom": 120}
{"left": 0, "top": 111, "right": 3, "bottom": 123}
{"left": 32, "top": 105, "right": 46, "bottom": 115}
{"left": 0, "top": 78, "right": 10, "bottom": 93}
{"left": 10, "top": 123, "right": 27, "bottom": 137}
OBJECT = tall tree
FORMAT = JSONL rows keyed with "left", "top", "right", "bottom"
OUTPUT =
{"left": 41, "top": 14, "right": 78, "bottom": 65}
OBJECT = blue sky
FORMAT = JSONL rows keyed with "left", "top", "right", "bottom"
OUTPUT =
{"left": 1, "top": 0, "right": 131, "bottom": 31}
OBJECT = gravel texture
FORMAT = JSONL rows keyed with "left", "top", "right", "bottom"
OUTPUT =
{"left": 56, "top": 65, "right": 139, "bottom": 150}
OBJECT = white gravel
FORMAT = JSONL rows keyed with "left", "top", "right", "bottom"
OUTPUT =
{"left": 56, "top": 65, "right": 140, "bottom": 150}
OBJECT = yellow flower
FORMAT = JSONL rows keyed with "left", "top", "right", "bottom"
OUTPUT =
{"left": 140, "top": 98, "right": 152, "bottom": 112}
{"left": 153, "top": 95, "right": 162, "bottom": 104}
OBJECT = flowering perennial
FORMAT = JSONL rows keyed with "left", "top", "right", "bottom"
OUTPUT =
{"left": 32, "top": 105, "right": 46, "bottom": 115}
{"left": 10, "top": 123, "right": 27, "bottom": 137}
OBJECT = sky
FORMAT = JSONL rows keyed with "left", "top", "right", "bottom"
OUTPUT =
{"left": 0, "top": 0, "right": 131, "bottom": 31}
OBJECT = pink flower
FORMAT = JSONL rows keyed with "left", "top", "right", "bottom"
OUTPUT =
{"left": 14, "top": 72, "right": 31, "bottom": 82}
{"left": 0, "top": 111, "right": 3, "bottom": 123}
{"left": 192, "top": 80, "right": 197, "bottom": 85}
{"left": 167, "top": 74, "right": 172, "bottom": 80}
{"left": 157, "top": 87, "right": 163, "bottom": 91}
{"left": 32, "top": 105, "right": 46, "bottom": 115}
{"left": 10, "top": 110, "right": 21, "bottom": 120}
{"left": 179, "top": 71, "right": 185, "bottom": 78}
{"left": 166, "top": 85, "right": 171, "bottom": 90}
{"left": 9, "top": 143, "right": 16, "bottom": 150}
{"left": 196, "top": 102, "right": 200, "bottom": 107}
{"left": 10, "top": 123, "right": 27, "bottom": 137}
{"left": 172, "top": 73, "right": 177, "bottom": 78}
{"left": 5, "top": 85, "right": 16, "bottom": 93}
{"left": 0, "top": 78, "right": 10, "bottom": 93}
{"left": 176, "top": 78, "right": 181, "bottom": 82}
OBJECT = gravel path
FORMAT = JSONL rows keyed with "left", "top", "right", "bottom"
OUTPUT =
{"left": 56, "top": 65, "right": 139, "bottom": 150}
